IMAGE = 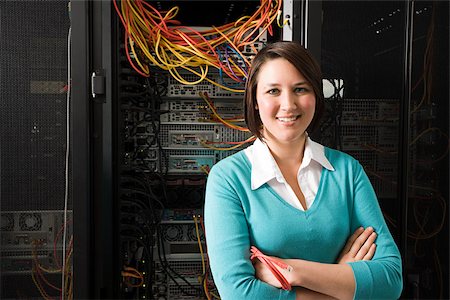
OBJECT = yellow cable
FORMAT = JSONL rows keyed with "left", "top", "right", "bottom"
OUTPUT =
{"left": 200, "top": 165, "right": 210, "bottom": 175}
{"left": 212, "top": 25, "right": 250, "bottom": 67}
{"left": 193, "top": 216, "right": 206, "bottom": 275}
{"left": 169, "top": 65, "right": 208, "bottom": 85}
{"left": 410, "top": 127, "right": 448, "bottom": 146}
{"left": 31, "top": 268, "right": 52, "bottom": 300}
{"left": 115, "top": 0, "right": 280, "bottom": 87}
{"left": 194, "top": 216, "right": 211, "bottom": 300}
{"left": 200, "top": 136, "right": 255, "bottom": 151}
{"left": 129, "top": 37, "right": 150, "bottom": 75}
{"left": 199, "top": 92, "right": 248, "bottom": 129}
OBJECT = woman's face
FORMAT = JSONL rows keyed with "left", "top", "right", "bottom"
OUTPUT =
{"left": 255, "top": 57, "right": 316, "bottom": 146}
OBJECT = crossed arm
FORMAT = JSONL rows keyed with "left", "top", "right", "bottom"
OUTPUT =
{"left": 254, "top": 227, "right": 378, "bottom": 299}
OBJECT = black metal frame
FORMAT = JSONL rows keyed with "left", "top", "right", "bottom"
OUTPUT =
{"left": 72, "top": 1, "right": 92, "bottom": 298}
{"left": 398, "top": 0, "right": 414, "bottom": 281}
{"left": 296, "top": 0, "right": 322, "bottom": 63}
{"left": 72, "top": 0, "right": 117, "bottom": 298}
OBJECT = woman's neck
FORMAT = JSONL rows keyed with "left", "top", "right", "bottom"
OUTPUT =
{"left": 264, "top": 134, "right": 307, "bottom": 167}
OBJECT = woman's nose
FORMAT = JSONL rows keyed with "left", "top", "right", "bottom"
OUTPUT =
{"left": 280, "top": 92, "right": 297, "bottom": 111}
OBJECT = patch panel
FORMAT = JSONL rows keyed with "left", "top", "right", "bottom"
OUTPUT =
{"left": 159, "top": 126, "right": 253, "bottom": 163}
{"left": 341, "top": 126, "right": 378, "bottom": 151}
{"left": 168, "top": 131, "right": 214, "bottom": 148}
{"left": 378, "top": 102, "right": 399, "bottom": 120}
{"left": 167, "top": 74, "right": 245, "bottom": 98}
{"left": 341, "top": 99, "right": 398, "bottom": 126}
{"left": 160, "top": 111, "right": 210, "bottom": 124}
{"left": 160, "top": 124, "right": 213, "bottom": 146}
{"left": 214, "top": 100, "right": 244, "bottom": 113}
{"left": 161, "top": 100, "right": 205, "bottom": 111}
{"left": 377, "top": 127, "right": 398, "bottom": 150}
{"left": 341, "top": 110, "right": 377, "bottom": 125}
{"left": 341, "top": 136, "right": 364, "bottom": 151}
{"left": 214, "top": 125, "right": 252, "bottom": 143}
{"left": 168, "top": 155, "right": 215, "bottom": 174}
{"left": 161, "top": 99, "right": 242, "bottom": 114}
{"left": 161, "top": 112, "right": 244, "bottom": 124}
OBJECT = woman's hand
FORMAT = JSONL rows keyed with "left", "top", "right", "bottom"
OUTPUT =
{"left": 253, "top": 257, "right": 290, "bottom": 288}
{"left": 337, "top": 227, "right": 377, "bottom": 264}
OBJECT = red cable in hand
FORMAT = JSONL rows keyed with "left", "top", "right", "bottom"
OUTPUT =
{"left": 250, "top": 246, "right": 293, "bottom": 291}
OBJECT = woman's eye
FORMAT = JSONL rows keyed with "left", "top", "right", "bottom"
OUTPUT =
{"left": 267, "top": 89, "right": 279, "bottom": 95}
{"left": 294, "top": 87, "right": 307, "bottom": 93}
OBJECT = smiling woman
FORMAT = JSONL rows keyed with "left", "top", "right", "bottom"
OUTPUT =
{"left": 255, "top": 58, "right": 316, "bottom": 156}
{"left": 204, "top": 41, "right": 403, "bottom": 300}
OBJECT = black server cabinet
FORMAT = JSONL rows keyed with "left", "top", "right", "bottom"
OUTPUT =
{"left": 0, "top": 1, "right": 72, "bottom": 299}
{"left": 315, "top": 1, "right": 449, "bottom": 299}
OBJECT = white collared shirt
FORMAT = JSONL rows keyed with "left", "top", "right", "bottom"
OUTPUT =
{"left": 244, "top": 136, "right": 335, "bottom": 211}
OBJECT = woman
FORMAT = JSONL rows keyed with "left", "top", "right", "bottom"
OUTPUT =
{"left": 204, "top": 41, "right": 402, "bottom": 299}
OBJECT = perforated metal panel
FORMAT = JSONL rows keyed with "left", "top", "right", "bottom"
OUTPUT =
{"left": 0, "top": 1, "right": 71, "bottom": 298}
{"left": 0, "top": 0, "right": 71, "bottom": 211}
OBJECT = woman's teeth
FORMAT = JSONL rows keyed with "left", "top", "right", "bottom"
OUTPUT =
{"left": 277, "top": 116, "right": 298, "bottom": 122}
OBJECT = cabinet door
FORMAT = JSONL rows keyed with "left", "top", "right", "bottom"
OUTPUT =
{"left": 0, "top": 1, "right": 72, "bottom": 299}
{"left": 314, "top": 1, "right": 449, "bottom": 299}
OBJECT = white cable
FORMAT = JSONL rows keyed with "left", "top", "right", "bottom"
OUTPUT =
{"left": 61, "top": 25, "right": 72, "bottom": 300}
{"left": 304, "top": 0, "right": 309, "bottom": 49}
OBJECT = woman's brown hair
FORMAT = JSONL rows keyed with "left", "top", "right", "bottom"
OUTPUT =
{"left": 244, "top": 41, "right": 324, "bottom": 140}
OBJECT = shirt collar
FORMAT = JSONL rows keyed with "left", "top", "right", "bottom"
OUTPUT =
{"left": 248, "top": 138, "right": 279, "bottom": 190}
{"left": 247, "top": 136, "right": 335, "bottom": 190}
{"left": 305, "top": 137, "right": 335, "bottom": 172}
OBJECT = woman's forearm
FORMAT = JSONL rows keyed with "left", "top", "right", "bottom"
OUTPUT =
{"left": 287, "top": 259, "right": 355, "bottom": 300}
{"left": 295, "top": 286, "right": 339, "bottom": 300}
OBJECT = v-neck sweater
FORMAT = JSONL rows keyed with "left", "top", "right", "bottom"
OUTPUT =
{"left": 205, "top": 148, "right": 402, "bottom": 300}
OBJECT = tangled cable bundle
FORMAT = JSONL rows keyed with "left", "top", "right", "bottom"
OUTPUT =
{"left": 113, "top": 0, "right": 283, "bottom": 91}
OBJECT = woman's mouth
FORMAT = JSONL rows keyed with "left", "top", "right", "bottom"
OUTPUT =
{"left": 276, "top": 115, "right": 300, "bottom": 122}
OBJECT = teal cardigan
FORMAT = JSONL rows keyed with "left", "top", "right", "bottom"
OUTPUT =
{"left": 204, "top": 147, "right": 402, "bottom": 299}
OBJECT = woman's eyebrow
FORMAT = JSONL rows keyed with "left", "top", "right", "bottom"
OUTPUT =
{"left": 262, "top": 81, "right": 308, "bottom": 87}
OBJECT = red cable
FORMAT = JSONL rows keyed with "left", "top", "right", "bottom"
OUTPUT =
{"left": 250, "top": 246, "right": 292, "bottom": 291}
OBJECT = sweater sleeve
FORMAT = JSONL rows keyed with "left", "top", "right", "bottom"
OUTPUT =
{"left": 204, "top": 163, "right": 296, "bottom": 300}
{"left": 347, "top": 161, "right": 403, "bottom": 299}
